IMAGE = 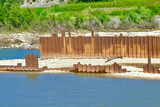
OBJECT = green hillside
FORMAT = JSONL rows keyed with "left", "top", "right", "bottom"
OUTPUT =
{"left": 0, "top": 0, "right": 160, "bottom": 32}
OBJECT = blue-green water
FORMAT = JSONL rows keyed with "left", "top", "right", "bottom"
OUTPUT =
{"left": 0, "top": 48, "right": 40, "bottom": 60}
{"left": 0, "top": 73, "right": 160, "bottom": 107}
{"left": 0, "top": 48, "right": 160, "bottom": 107}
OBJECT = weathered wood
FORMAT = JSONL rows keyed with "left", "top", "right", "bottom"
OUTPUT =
{"left": 40, "top": 31, "right": 160, "bottom": 58}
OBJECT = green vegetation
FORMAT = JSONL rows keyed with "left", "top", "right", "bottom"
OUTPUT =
{"left": 0, "top": 0, "right": 160, "bottom": 32}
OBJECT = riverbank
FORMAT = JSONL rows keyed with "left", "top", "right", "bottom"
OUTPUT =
{"left": 1, "top": 57, "right": 160, "bottom": 80}
{"left": 0, "top": 30, "right": 160, "bottom": 49}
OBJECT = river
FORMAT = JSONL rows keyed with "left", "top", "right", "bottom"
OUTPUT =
{"left": 0, "top": 48, "right": 159, "bottom": 107}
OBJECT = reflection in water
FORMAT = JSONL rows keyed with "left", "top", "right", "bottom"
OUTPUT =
{"left": 74, "top": 73, "right": 109, "bottom": 78}
{"left": 26, "top": 73, "right": 39, "bottom": 79}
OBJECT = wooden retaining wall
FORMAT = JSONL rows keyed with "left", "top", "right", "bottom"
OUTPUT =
{"left": 143, "top": 54, "right": 160, "bottom": 74}
{"left": 70, "top": 54, "right": 160, "bottom": 74}
{"left": 25, "top": 53, "right": 39, "bottom": 69}
{"left": 39, "top": 30, "right": 160, "bottom": 58}
{"left": 0, "top": 53, "right": 47, "bottom": 72}
{"left": 70, "top": 62, "right": 130, "bottom": 74}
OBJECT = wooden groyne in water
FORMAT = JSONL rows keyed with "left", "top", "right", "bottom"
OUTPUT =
{"left": 69, "top": 54, "right": 160, "bottom": 74}
{"left": 0, "top": 53, "right": 47, "bottom": 72}
{"left": 0, "top": 53, "right": 159, "bottom": 74}
{"left": 40, "top": 30, "right": 160, "bottom": 58}
{"left": 70, "top": 62, "right": 130, "bottom": 74}
{"left": 143, "top": 54, "right": 160, "bottom": 74}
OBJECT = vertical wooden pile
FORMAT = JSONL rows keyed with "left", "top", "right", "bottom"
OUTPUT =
{"left": 25, "top": 53, "right": 39, "bottom": 69}
{"left": 0, "top": 53, "right": 43, "bottom": 72}
{"left": 39, "top": 30, "right": 160, "bottom": 58}
{"left": 71, "top": 62, "right": 129, "bottom": 74}
{"left": 143, "top": 54, "right": 160, "bottom": 74}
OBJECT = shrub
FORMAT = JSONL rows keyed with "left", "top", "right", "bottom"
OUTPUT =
{"left": 90, "top": 9, "right": 110, "bottom": 23}
{"left": 147, "top": 5, "right": 160, "bottom": 15}
{"left": 74, "top": 13, "right": 87, "bottom": 28}
{"left": 120, "top": 6, "right": 156, "bottom": 29}
{"left": 56, "top": 13, "right": 71, "bottom": 23}
{"left": 109, "top": 9, "right": 130, "bottom": 16}
{"left": 128, "top": 10, "right": 141, "bottom": 24}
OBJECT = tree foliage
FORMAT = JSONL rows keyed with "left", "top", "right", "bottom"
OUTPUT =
{"left": 0, "top": 0, "right": 158, "bottom": 31}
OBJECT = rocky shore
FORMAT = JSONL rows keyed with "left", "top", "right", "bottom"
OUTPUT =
{"left": 0, "top": 32, "right": 51, "bottom": 49}
{"left": 0, "top": 30, "right": 160, "bottom": 49}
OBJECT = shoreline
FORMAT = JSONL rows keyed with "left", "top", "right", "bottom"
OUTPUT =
{"left": 1, "top": 57, "right": 160, "bottom": 80}
{"left": 1, "top": 70, "right": 160, "bottom": 80}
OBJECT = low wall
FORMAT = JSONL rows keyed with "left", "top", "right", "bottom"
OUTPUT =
{"left": 40, "top": 30, "right": 160, "bottom": 58}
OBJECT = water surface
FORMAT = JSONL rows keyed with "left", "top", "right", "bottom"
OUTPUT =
{"left": 0, "top": 73, "right": 160, "bottom": 107}
{"left": 0, "top": 48, "right": 160, "bottom": 107}
{"left": 0, "top": 48, "right": 40, "bottom": 60}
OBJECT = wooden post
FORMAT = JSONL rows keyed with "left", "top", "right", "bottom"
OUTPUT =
{"left": 124, "top": 37, "right": 128, "bottom": 57}
{"left": 102, "top": 37, "right": 106, "bottom": 57}
{"left": 77, "top": 37, "right": 80, "bottom": 57}
{"left": 157, "top": 37, "right": 160, "bottom": 58}
{"left": 87, "top": 64, "right": 92, "bottom": 73}
{"left": 98, "top": 37, "right": 102, "bottom": 57}
{"left": 44, "top": 37, "right": 49, "bottom": 58}
{"left": 91, "top": 31, "right": 95, "bottom": 57}
{"left": 33, "top": 55, "right": 39, "bottom": 69}
{"left": 101, "top": 66, "right": 105, "bottom": 73}
{"left": 153, "top": 36, "right": 157, "bottom": 58}
{"left": 39, "top": 37, "right": 43, "bottom": 58}
{"left": 117, "top": 36, "right": 121, "bottom": 56}
{"left": 83, "top": 64, "right": 87, "bottom": 72}
{"left": 106, "top": 37, "right": 110, "bottom": 57}
{"left": 120, "top": 34, "right": 125, "bottom": 57}
{"left": 156, "top": 37, "right": 159, "bottom": 58}
{"left": 129, "top": 37, "right": 133, "bottom": 57}
{"left": 137, "top": 37, "right": 140, "bottom": 58}
{"left": 133, "top": 36, "right": 137, "bottom": 58}
{"left": 110, "top": 37, "right": 113, "bottom": 57}
{"left": 110, "top": 65, "right": 114, "bottom": 73}
{"left": 140, "top": 37, "right": 145, "bottom": 58}
{"left": 105, "top": 66, "right": 109, "bottom": 73}
{"left": 92, "top": 66, "right": 96, "bottom": 73}
{"left": 78, "top": 36, "right": 82, "bottom": 57}
{"left": 148, "top": 54, "right": 151, "bottom": 73}
{"left": 95, "top": 37, "right": 98, "bottom": 57}
{"left": 25, "top": 55, "right": 29, "bottom": 68}
{"left": 79, "top": 64, "right": 83, "bottom": 72}
{"left": 149, "top": 36, "right": 153, "bottom": 58}
{"left": 17, "top": 63, "right": 22, "bottom": 67}
{"left": 51, "top": 36, "right": 55, "bottom": 57}
{"left": 30, "top": 53, "right": 34, "bottom": 68}
{"left": 118, "top": 65, "right": 122, "bottom": 73}
{"left": 96, "top": 65, "right": 100, "bottom": 73}
{"left": 48, "top": 37, "right": 52, "bottom": 58}
{"left": 113, "top": 36, "right": 116, "bottom": 56}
